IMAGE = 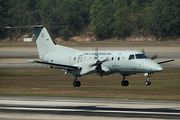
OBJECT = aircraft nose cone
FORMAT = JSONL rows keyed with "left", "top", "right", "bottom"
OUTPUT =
{"left": 152, "top": 65, "right": 163, "bottom": 72}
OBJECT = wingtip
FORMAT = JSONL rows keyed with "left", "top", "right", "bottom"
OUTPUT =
{"left": 5, "top": 27, "right": 11, "bottom": 29}
{"left": 157, "top": 59, "right": 175, "bottom": 64}
{"left": 26, "top": 60, "right": 35, "bottom": 63}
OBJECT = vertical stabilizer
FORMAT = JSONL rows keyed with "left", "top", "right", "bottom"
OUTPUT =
{"left": 6, "top": 25, "right": 79, "bottom": 59}
{"left": 34, "top": 26, "right": 57, "bottom": 58}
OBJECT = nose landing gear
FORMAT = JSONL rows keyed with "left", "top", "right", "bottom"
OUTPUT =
{"left": 145, "top": 78, "right": 151, "bottom": 86}
{"left": 144, "top": 73, "right": 153, "bottom": 86}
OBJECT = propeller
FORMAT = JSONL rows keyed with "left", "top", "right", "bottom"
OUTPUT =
{"left": 151, "top": 54, "right": 158, "bottom": 60}
{"left": 91, "top": 48, "right": 109, "bottom": 77}
{"left": 141, "top": 48, "right": 158, "bottom": 60}
{"left": 141, "top": 48, "right": 145, "bottom": 54}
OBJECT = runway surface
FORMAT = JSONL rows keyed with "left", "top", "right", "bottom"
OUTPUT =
{"left": 0, "top": 96, "right": 180, "bottom": 120}
{"left": 0, "top": 46, "right": 179, "bottom": 68}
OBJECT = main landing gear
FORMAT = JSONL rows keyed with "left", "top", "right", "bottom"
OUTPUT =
{"left": 73, "top": 75, "right": 81, "bottom": 87}
{"left": 121, "top": 75, "right": 129, "bottom": 86}
{"left": 121, "top": 73, "right": 153, "bottom": 87}
{"left": 144, "top": 73, "right": 153, "bottom": 86}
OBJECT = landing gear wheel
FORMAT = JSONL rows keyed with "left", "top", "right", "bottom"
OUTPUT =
{"left": 121, "top": 81, "right": 125, "bottom": 86}
{"left": 73, "top": 81, "right": 81, "bottom": 87}
{"left": 73, "top": 81, "right": 77, "bottom": 87}
{"left": 121, "top": 80, "right": 129, "bottom": 86}
{"left": 144, "top": 73, "right": 153, "bottom": 86}
{"left": 121, "top": 75, "right": 129, "bottom": 87}
{"left": 145, "top": 81, "right": 151, "bottom": 86}
{"left": 76, "top": 81, "right": 81, "bottom": 87}
{"left": 148, "top": 81, "right": 151, "bottom": 85}
{"left": 125, "top": 80, "right": 129, "bottom": 86}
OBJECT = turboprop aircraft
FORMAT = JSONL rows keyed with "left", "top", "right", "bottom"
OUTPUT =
{"left": 6, "top": 25, "right": 175, "bottom": 87}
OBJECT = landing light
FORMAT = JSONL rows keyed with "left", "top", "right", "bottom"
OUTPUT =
{"left": 49, "top": 66, "right": 53, "bottom": 68}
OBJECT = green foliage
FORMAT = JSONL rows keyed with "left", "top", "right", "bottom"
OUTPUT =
{"left": 8, "top": 0, "right": 41, "bottom": 26}
{"left": 113, "top": 0, "right": 132, "bottom": 38}
{"left": 144, "top": 0, "right": 180, "bottom": 38}
{"left": 0, "top": 0, "right": 9, "bottom": 38}
{"left": 40, "top": 0, "right": 91, "bottom": 40}
{"left": 5, "top": 0, "right": 41, "bottom": 39}
{"left": 90, "top": 0, "right": 115, "bottom": 39}
{"left": 40, "top": 0, "right": 58, "bottom": 25}
{"left": 1, "top": 0, "right": 180, "bottom": 40}
{"left": 56, "top": 0, "right": 90, "bottom": 39}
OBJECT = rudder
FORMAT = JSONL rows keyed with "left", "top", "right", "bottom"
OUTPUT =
{"left": 34, "top": 27, "right": 57, "bottom": 58}
{"left": 5, "top": 25, "right": 79, "bottom": 59}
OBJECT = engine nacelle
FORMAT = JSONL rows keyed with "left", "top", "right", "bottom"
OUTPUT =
{"left": 144, "top": 73, "right": 148, "bottom": 77}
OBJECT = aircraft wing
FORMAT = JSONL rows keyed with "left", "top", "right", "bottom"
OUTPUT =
{"left": 157, "top": 59, "right": 175, "bottom": 64}
{"left": 27, "top": 60, "right": 82, "bottom": 70}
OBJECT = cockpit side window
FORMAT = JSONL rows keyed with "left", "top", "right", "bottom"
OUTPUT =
{"left": 135, "top": 54, "right": 148, "bottom": 59}
{"left": 129, "top": 54, "right": 135, "bottom": 60}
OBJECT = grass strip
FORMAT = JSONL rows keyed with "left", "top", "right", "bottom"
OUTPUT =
{"left": 0, "top": 68, "right": 180, "bottom": 101}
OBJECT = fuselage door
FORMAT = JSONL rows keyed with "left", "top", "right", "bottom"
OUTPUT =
{"left": 116, "top": 56, "right": 121, "bottom": 71}
{"left": 78, "top": 55, "right": 83, "bottom": 63}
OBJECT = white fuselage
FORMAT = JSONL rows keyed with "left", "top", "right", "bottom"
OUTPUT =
{"left": 41, "top": 50, "right": 163, "bottom": 76}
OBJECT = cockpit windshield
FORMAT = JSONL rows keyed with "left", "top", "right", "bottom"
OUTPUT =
{"left": 135, "top": 54, "right": 148, "bottom": 59}
{"left": 129, "top": 54, "right": 135, "bottom": 60}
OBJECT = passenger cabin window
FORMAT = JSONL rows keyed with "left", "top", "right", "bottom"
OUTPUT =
{"left": 84, "top": 57, "right": 86, "bottom": 61}
{"left": 129, "top": 54, "right": 135, "bottom": 60}
{"left": 94, "top": 56, "right": 98, "bottom": 60}
{"left": 111, "top": 57, "right": 114, "bottom": 61}
{"left": 135, "top": 54, "right": 148, "bottom": 59}
{"left": 118, "top": 57, "right": 120, "bottom": 61}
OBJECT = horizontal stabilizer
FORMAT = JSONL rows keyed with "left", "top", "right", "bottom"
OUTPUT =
{"left": 26, "top": 60, "right": 35, "bottom": 63}
{"left": 5, "top": 25, "right": 60, "bottom": 29}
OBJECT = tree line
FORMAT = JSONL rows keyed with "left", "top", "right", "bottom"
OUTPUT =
{"left": 1, "top": 0, "right": 180, "bottom": 41}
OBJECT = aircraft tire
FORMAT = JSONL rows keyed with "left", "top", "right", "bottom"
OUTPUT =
{"left": 76, "top": 81, "right": 81, "bottom": 87}
{"left": 121, "top": 80, "right": 129, "bottom": 86}
{"left": 121, "top": 81, "right": 125, "bottom": 86}
{"left": 125, "top": 80, "right": 129, "bottom": 86}
{"left": 73, "top": 81, "right": 81, "bottom": 87}
{"left": 73, "top": 81, "right": 77, "bottom": 87}
{"left": 145, "top": 81, "right": 151, "bottom": 86}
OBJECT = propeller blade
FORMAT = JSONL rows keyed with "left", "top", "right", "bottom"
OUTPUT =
{"left": 151, "top": 54, "right": 158, "bottom": 60}
{"left": 100, "top": 72, "right": 103, "bottom": 77}
{"left": 141, "top": 48, "right": 158, "bottom": 60}
{"left": 141, "top": 48, "right": 145, "bottom": 54}
{"left": 101, "top": 59, "right": 109, "bottom": 63}
{"left": 90, "top": 48, "right": 109, "bottom": 77}
{"left": 97, "top": 64, "right": 104, "bottom": 77}
{"left": 95, "top": 48, "right": 99, "bottom": 60}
